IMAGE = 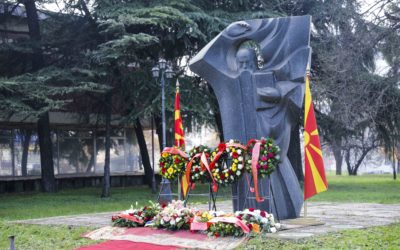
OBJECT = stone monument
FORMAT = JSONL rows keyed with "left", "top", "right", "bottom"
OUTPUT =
{"left": 189, "top": 15, "right": 311, "bottom": 219}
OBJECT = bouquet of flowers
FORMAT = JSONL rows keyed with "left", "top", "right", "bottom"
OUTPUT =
{"left": 151, "top": 200, "right": 194, "bottom": 230}
{"left": 210, "top": 140, "right": 246, "bottom": 185}
{"left": 235, "top": 208, "right": 281, "bottom": 233}
{"left": 245, "top": 138, "right": 280, "bottom": 178}
{"left": 112, "top": 202, "right": 161, "bottom": 228}
{"left": 159, "top": 147, "right": 188, "bottom": 181}
{"left": 188, "top": 145, "right": 212, "bottom": 183}
{"left": 208, "top": 222, "right": 245, "bottom": 237}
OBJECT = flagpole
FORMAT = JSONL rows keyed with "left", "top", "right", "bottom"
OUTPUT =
{"left": 176, "top": 80, "right": 182, "bottom": 200}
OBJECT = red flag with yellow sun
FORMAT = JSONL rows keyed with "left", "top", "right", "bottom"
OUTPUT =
{"left": 304, "top": 69, "right": 328, "bottom": 200}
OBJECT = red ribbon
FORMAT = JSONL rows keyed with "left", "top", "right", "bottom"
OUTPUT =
{"left": 201, "top": 152, "right": 218, "bottom": 193}
{"left": 117, "top": 214, "right": 144, "bottom": 224}
{"left": 251, "top": 141, "right": 264, "bottom": 202}
{"left": 184, "top": 152, "right": 218, "bottom": 195}
{"left": 162, "top": 147, "right": 189, "bottom": 159}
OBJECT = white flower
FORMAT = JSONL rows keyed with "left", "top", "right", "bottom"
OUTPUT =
{"left": 238, "top": 156, "right": 243, "bottom": 161}
{"left": 270, "top": 227, "right": 277, "bottom": 233}
{"left": 160, "top": 219, "right": 164, "bottom": 225}
{"left": 275, "top": 223, "right": 281, "bottom": 229}
{"left": 176, "top": 217, "right": 181, "bottom": 223}
{"left": 226, "top": 148, "right": 230, "bottom": 152}
{"left": 238, "top": 164, "right": 243, "bottom": 170}
{"left": 170, "top": 218, "right": 176, "bottom": 225}
{"left": 237, "top": 149, "right": 242, "bottom": 154}
{"left": 236, "top": 170, "right": 241, "bottom": 176}
{"left": 229, "top": 139, "right": 234, "bottom": 143}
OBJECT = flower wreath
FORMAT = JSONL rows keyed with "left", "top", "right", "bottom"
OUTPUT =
{"left": 159, "top": 147, "right": 189, "bottom": 181}
{"left": 245, "top": 138, "right": 280, "bottom": 178}
{"left": 187, "top": 145, "right": 212, "bottom": 183}
{"left": 210, "top": 140, "right": 246, "bottom": 185}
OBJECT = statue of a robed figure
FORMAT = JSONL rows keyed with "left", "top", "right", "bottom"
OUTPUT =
{"left": 189, "top": 16, "right": 311, "bottom": 219}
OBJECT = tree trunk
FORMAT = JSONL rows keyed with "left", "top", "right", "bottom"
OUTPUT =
{"left": 288, "top": 124, "right": 303, "bottom": 182}
{"left": 101, "top": 92, "right": 112, "bottom": 198}
{"left": 135, "top": 118, "right": 153, "bottom": 188}
{"left": 332, "top": 140, "right": 343, "bottom": 175}
{"left": 37, "top": 112, "right": 56, "bottom": 192}
{"left": 393, "top": 141, "right": 397, "bottom": 180}
{"left": 22, "top": 0, "right": 44, "bottom": 71}
{"left": 23, "top": 0, "right": 55, "bottom": 191}
{"left": 21, "top": 129, "right": 32, "bottom": 176}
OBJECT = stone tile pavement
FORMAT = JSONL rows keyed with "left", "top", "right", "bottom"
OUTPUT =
{"left": 13, "top": 201, "right": 400, "bottom": 240}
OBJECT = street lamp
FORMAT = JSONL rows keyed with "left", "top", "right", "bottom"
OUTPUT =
{"left": 152, "top": 58, "right": 174, "bottom": 202}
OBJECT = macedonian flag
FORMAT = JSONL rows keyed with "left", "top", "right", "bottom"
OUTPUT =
{"left": 174, "top": 80, "right": 188, "bottom": 197}
{"left": 304, "top": 69, "right": 328, "bottom": 200}
{"left": 174, "top": 80, "right": 185, "bottom": 148}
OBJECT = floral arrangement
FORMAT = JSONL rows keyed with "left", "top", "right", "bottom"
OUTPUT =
{"left": 208, "top": 221, "right": 245, "bottom": 237}
{"left": 151, "top": 200, "right": 194, "bottom": 230}
{"left": 188, "top": 145, "right": 212, "bottom": 183}
{"left": 245, "top": 138, "right": 280, "bottom": 178}
{"left": 210, "top": 140, "right": 246, "bottom": 185}
{"left": 112, "top": 202, "right": 161, "bottom": 228}
{"left": 111, "top": 201, "right": 281, "bottom": 237}
{"left": 159, "top": 148, "right": 188, "bottom": 181}
{"left": 235, "top": 208, "right": 281, "bottom": 233}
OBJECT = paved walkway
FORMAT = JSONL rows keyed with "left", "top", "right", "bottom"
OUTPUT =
{"left": 15, "top": 202, "right": 400, "bottom": 240}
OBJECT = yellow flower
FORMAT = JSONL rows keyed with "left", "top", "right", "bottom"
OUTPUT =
{"left": 231, "top": 148, "right": 236, "bottom": 152}
{"left": 162, "top": 153, "right": 168, "bottom": 158}
{"left": 225, "top": 173, "right": 229, "bottom": 177}
{"left": 234, "top": 159, "right": 239, "bottom": 163}
{"left": 167, "top": 167, "right": 174, "bottom": 175}
{"left": 232, "top": 165, "right": 237, "bottom": 171}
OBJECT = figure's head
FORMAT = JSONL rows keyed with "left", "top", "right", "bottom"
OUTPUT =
{"left": 236, "top": 48, "right": 257, "bottom": 72}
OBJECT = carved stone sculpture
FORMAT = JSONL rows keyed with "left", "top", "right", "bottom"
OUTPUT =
{"left": 189, "top": 16, "right": 311, "bottom": 219}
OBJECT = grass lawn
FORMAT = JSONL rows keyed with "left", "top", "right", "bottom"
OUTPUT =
{"left": 0, "top": 174, "right": 399, "bottom": 249}
{"left": 243, "top": 222, "right": 400, "bottom": 250}
{"left": 308, "top": 173, "right": 400, "bottom": 204}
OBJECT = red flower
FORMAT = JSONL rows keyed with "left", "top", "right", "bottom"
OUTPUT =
{"left": 162, "top": 168, "right": 166, "bottom": 173}
{"left": 268, "top": 153, "right": 275, "bottom": 158}
{"left": 195, "top": 168, "right": 200, "bottom": 173}
{"left": 137, "top": 211, "right": 142, "bottom": 216}
{"left": 220, "top": 173, "right": 225, "bottom": 180}
{"left": 111, "top": 215, "right": 118, "bottom": 221}
{"left": 144, "top": 217, "right": 149, "bottom": 221}
{"left": 228, "top": 169, "right": 233, "bottom": 175}
{"left": 160, "top": 162, "right": 164, "bottom": 167}
{"left": 261, "top": 139, "right": 266, "bottom": 144}
{"left": 232, "top": 152, "right": 239, "bottom": 159}
{"left": 247, "top": 223, "right": 253, "bottom": 231}
{"left": 175, "top": 158, "right": 181, "bottom": 164}
{"left": 218, "top": 143, "right": 226, "bottom": 152}
{"left": 161, "top": 203, "right": 167, "bottom": 208}
{"left": 249, "top": 207, "right": 255, "bottom": 212}
{"left": 128, "top": 212, "right": 134, "bottom": 216}
{"left": 236, "top": 215, "right": 243, "bottom": 220}
{"left": 214, "top": 232, "right": 220, "bottom": 237}
{"left": 260, "top": 211, "right": 266, "bottom": 217}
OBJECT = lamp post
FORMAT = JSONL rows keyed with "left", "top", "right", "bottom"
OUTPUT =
{"left": 152, "top": 58, "right": 174, "bottom": 202}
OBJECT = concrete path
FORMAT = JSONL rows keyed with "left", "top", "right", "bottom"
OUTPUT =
{"left": 14, "top": 202, "right": 400, "bottom": 240}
